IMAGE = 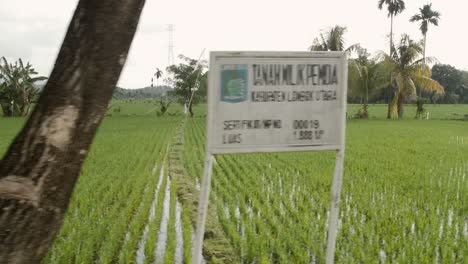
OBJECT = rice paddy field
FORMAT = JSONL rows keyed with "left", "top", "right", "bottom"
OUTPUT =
{"left": 0, "top": 102, "right": 467, "bottom": 263}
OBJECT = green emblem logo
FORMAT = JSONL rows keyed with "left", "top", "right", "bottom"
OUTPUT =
{"left": 221, "top": 65, "right": 248, "bottom": 103}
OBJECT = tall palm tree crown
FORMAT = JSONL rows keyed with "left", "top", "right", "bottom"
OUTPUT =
{"left": 310, "top": 25, "right": 346, "bottom": 51}
{"left": 309, "top": 25, "right": 358, "bottom": 52}
{"left": 410, "top": 3, "right": 441, "bottom": 36}
{"left": 378, "top": 0, "right": 406, "bottom": 55}
{"left": 152, "top": 67, "right": 163, "bottom": 87}
{"left": 410, "top": 3, "right": 441, "bottom": 63}
{"left": 155, "top": 68, "right": 163, "bottom": 79}
{"left": 378, "top": 0, "right": 406, "bottom": 17}
{"left": 409, "top": 3, "right": 441, "bottom": 99}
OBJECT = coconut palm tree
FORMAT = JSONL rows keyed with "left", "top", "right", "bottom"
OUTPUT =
{"left": 349, "top": 58, "right": 389, "bottom": 118}
{"left": 151, "top": 67, "right": 163, "bottom": 87}
{"left": 382, "top": 34, "right": 444, "bottom": 118}
{"left": 410, "top": 4, "right": 441, "bottom": 118}
{"left": 378, "top": 0, "right": 406, "bottom": 56}
{"left": 410, "top": 3, "right": 441, "bottom": 94}
{"left": 155, "top": 67, "right": 163, "bottom": 79}
{"left": 309, "top": 25, "right": 359, "bottom": 52}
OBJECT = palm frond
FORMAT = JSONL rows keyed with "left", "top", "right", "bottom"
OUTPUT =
{"left": 410, "top": 14, "right": 422, "bottom": 22}
{"left": 345, "top": 43, "right": 362, "bottom": 54}
{"left": 429, "top": 18, "right": 439, "bottom": 26}
{"left": 328, "top": 26, "right": 346, "bottom": 51}
{"left": 413, "top": 75, "right": 444, "bottom": 95}
{"left": 377, "top": 0, "right": 386, "bottom": 10}
{"left": 410, "top": 3, "right": 441, "bottom": 35}
{"left": 30, "top": 76, "right": 48, "bottom": 82}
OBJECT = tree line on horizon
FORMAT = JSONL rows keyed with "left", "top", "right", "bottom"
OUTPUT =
{"left": 1, "top": 2, "right": 468, "bottom": 119}
{"left": 311, "top": 1, "right": 451, "bottom": 119}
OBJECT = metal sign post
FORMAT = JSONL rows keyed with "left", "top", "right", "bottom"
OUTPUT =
{"left": 192, "top": 153, "right": 213, "bottom": 264}
{"left": 193, "top": 51, "right": 347, "bottom": 264}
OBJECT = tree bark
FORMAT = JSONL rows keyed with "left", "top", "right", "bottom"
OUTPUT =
{"left": 387, "top": 15, "right": 394, "bottom": 119}
{"left": 390, "top": 14, "right": 394, "bottom": 56}
{"left": 0, "top": 0, "right": 145, "bottom": 262}
{"left": 387, "top": 87, "right": 395, "bottom": 119}
{"left": 420, "top": 33, "right": 427, "bottom": 97}
{"left": 387, "top": 100, "right": 392, "bottom": 119}
{"left": 188, "top": 98, "right": 194, "bottom": 117}
{"left": 397, "top": 92, "right": 405, "bottom": 118}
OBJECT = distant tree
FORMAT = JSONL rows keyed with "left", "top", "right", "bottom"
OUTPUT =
{"left": 0, "top": 57, "right": 47, "bottom": 117}
{"left": 0, "top": 0, "right": 145, "bottom": 262}
{"left": 378, "top": 0, "right": 406, "bottom": 56}
{"left": 382, "top": 34, "right": 444, "bottom": 118}
{"left": 410, "top": 3, "right": 441, "bottom": 113}
{"left": 155, "top": 67, "right": 163, "bottom": 79}
{"left": 350, "top": 45, "right": 371, "bottom": 65}
{"left": 309, "top": 25, "right": 358, "bottom": 52}
{"left": 431, "top": 64, "right": 468, "bottom": 104}
{"left": 151, "top": 67, "right": 163, "bottom": 87}
{"left": 157, "top": 96, "right": 172, "bottom": 115}
{"left": 166, "top": 55, "right": 207, "bottom": 117}
{"left": 349, "top": 51, "right": 389, "bottom": 118}
{"left": 410, "top": 3, "right": 441, "bottom": 65}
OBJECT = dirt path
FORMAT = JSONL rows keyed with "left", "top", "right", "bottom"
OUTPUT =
{"left": 168, "top": 120, "right": 238, "bottom": 263}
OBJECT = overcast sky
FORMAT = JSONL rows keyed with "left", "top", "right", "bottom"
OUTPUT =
{"left": 1, "top": 0, "right": 466, "bottom": 88}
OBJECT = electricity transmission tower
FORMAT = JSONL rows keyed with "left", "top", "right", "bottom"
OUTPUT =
{"left": 167, "top": 24, "right": 175, "bottom": 66}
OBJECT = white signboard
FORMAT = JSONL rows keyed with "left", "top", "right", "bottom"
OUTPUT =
{"left": 207, "top": 51, "right": 347, "bottom": 154}
{"left": 194, "top": 51, "right": 348, "bottom": 264}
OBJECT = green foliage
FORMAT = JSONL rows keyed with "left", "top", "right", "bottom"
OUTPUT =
{"left": 348, "top": 48, "right": 390, "bottom": 118}
{"left": 166, "top": 55, "right": 208, "bottom": 117}
{"left": 414, "top": 96, "right": 428, "bottom": 119}
{"left": 410, "top": 3, "right": 441, "bottom": 37}
{"left": 347, "top": 104, "right": 468, "bottom": 120}
{"left": 431, "top": 64, "right": 468, "bottom": 104}
{"left": 154, "top": 67, "right": 163, "bottom": 81}
{"left": 1, "top": 103, "right": 468, "bottom": 263}
{"left": 112, "top": 86, "right": 172, "bottom": 100}
{"left": 310, "top": 25, "right": 346, "bottom": 51}
{"left": 155, "top": 97, "right": 172, "bottom": 116}
{"left": 183, "top": 116, "right": 467, "bottom": 263}
{"left": 378, "top": 0, "right": 406, "bottom": 18}
{"left": 354, "top": 104, "right": 369, "bottom": 119}
{"left": 309, "top": 25, "right": 359, "bottom": 52}
{"left": 382, "top": 34, "right": 444, "bottom": 118}
{"left": 378, "top": 0, "right": 406, "bottom": 57}
{"left": 0, "top": 57, "right": 47, "bottom": 117}
{"left": 38, "top": 115, "right": 180, "bottom": 263}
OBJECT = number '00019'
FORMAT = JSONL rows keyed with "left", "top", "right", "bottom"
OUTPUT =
{"left": 293, "top": 120, "right": 319, "bottom": 129}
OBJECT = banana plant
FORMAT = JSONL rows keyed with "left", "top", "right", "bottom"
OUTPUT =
{"left": 0, "top": 57, "right": 47, "bottom": 116}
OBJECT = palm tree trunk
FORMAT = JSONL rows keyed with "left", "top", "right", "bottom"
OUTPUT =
{"left": 387, "top": 15, "right": 394, "bottom": 119}
{"left": 390, "top": 14, "right": 394, "bottom": 56}
{"left": 387, "top": 86, "right": 395, "bottom": 119}
{"left": 364, "top": 83, "right": 369, "bottom": 118}
{"left": 423, "top": 34, "right": 427, "bottom": 64}
{"left": 397, "top": 92, "right": 405, "bottom": 118}
{"left": 420, "top": 33, "right": 427, "bottom": 97}
{"left": 0, "top": 0, "right": 145, "bottom": 262}
{"left": 387, "top": 93, "right": 392, "bottom": 119}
